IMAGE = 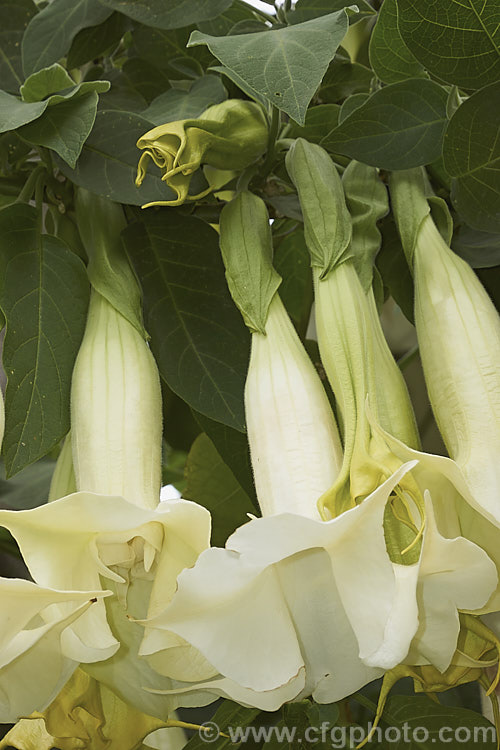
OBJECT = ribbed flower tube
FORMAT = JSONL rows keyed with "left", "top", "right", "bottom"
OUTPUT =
{"left": 71, "top": 290, "right": 162, "bottom": 510}
{"left": 313, "top": 261, "right": 420, "bottom": 515}
{"left": 414, "top": 214, "right": 500, "bottom": 526}
{"left": 245, "top": 293, "right": 343, "bottom": 519}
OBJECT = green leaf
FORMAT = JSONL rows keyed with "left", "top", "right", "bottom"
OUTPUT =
{"left": 56, "top": 110, "right": 172, "bottom": 205}
{"left": 115, "top": 58, "right": 173, "bottom": 104}
{"left": 339, "top": 91, "right": 369, "bottom": 122}
{"left": 0, "top": 204, "right": 89, "bottom": 477}
{"left": 20, "top": 62, "right": 75, "bottom": 101}
{"left": 209, "top": 65, "right": 268, "bottom": 108}
{"left": 273, "top": 228, "right": 313, "bottom": 335}
{"left": 0, "top": 0, "right": 36, "bottom": 93}
{"left": 22, "top": 0, "right": 112, "bottom": 76}
{"left": 396, "top": 0, "right": 500, "bottom": 90}
{"left": 321, "top": 78, "right": 448, "bottom": 170}
{"left": 288, "top": 104, "right": 340, "bottom": 143}
{"left": 17, "top": 91, "right": 99, "bottom": 167}
{"left": 369, "top": 0, "right": 426, "bottom": 84}
{"left": 184, "top": 701, "right": 261, "bottom": 750}
{"left": 124, "top": 211, "right": 250, "bottom": 431}
{"left": 130, "top": 24, "right": 213, "bottom": 73}
{"left": 184, "top": 433, "right": 254, "bottom": 547}
{"left": 98, "top": 0, "right": 233, "bottom": 30}
{"left": 443, "top": 81, "right": 500, "bottom": 233}
{"left": 0, "top": 90, "right": 47, "bottom": 133}
{"left": 289, "top": 0, "right": 374, "bottom": 24}
{"left": 197, "top": 3, "right": 263, "bottom": 36}
{"left": 0, "top": 457, "right": 56, "bottom": 510}
{"left": 318, "top": 55, "right": 373, "bottom": 103}
{"left": 193, "top": 411, "right": 257, "bottom": 508}
{"left": 0, "top": 66, "right": 109, "bottom": 134}
{"left": 374, "top": 694, "right": 496, "bottom": 749}
{"left": 376, "top": 215, "right": 414, "bottom": 323}
{"left": 452, "top": 224, "right": 500, "bottom": 269}
{"left": 188, "top": 10, "right": 351, "bottom": 125}
{"left": 142, "top": 75, "right": 227, "bottom": 125}
{"left": 67, "top": 12, "right": 130, "bottom": 68}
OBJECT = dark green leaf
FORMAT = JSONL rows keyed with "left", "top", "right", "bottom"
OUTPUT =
{"left": 372, "top": 694, "right": 496, "bottom": 749}
{"left": 131, "top": 24, "right": 213, "bottom": 72}
{"left": 98, "top": 0, "right": 233, "bottom": 30}
{"left": 197, "top": 3, "right": 263, "bottom": 36}
{"left": 339, "top": 92, "right": 369, "bottom": 122}
{"left": 0, "top": 90, "right": 47, "bottom": 133}
{"left": 0, "top": 67, "right": 109, "bottom": 134}
{"left": 117, "top": 58, "right": 173, "bottom": 104}
{"left": 142, "top": 75, "right": 227, "bottom": 125}
{"left": 369, "top": 0, "right": 426, "bottom": 84}
{"left": 184, "top": 701, "right": 261, "bottom": 750}
{"left": 321, "top": 78, "right": 448, "bottom": 170}
{"left": 396, "top": 0, "right": 500, "bottom": 90}
{"left": 56, "top": 110, "right": 172, "bottom": 205}
{"left": 288, "top": 104, "right": 340, "bottom": 144}
{"left": 274, "top": 228, "right": 313, "bottom": 335}
{"left": 452, "top": 224, "right": 500, "bottom": 268}
{"left": 0, "top": 0, "right": 36, "bottom": 93}
{"left": 184, "top": 433, "right": 254, "bottom": 546}
{"left": 67, "top": 11, "right": 130, "bottom": 68}
{"left": 209, "top": 65, "right": 268, "bottom": 107}
{"left": 188, "top": 10, "right": 351, "bottom": 125}
{"left": 443, "top": 81, "right": 500, "bottom": 233}
{"left": 0, "top": 204, "right": 89, "bottom": 477}
{"left": 22, "top": 0, "right": 112, "bottom": 76}
{"left": 193, "top": 412, "right": 257, "bottom": 507}
{"left": 376, "top": 215, "right": 414, "bottom": 323}
{"left": 0, "top": 457, "right": 55, "bottom": 509}
{"left": 318, "top": 55, "right": 373, "bottom": 103}
{"left": 18, "top": 91, "right": 99, "bottom": 168}
{"left": 124, "top": 211, "right": 250, "bottom": 431}
{"left": 289, "top": 0, "right": 374, "bottom": 24}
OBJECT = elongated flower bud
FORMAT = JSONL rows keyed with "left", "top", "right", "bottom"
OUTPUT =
{"left": 391, "top": 169, "right": 500, "bottom": 527}
{"left": 219, "top": 191, "right": 342, "bottom": 519}
{"left": 71, "top": 290, "right": 162, "bottom": 509}
{"left": 245, "top": 294, "right": 343, "bottom": 519}
{"left": 73, "top": 191, "right": 163, "bottom": 509}
{"left": 136, "top": 100, "right": 268, "bottom": 208}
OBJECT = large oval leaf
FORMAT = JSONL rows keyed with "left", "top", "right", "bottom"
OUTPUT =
{"left": 321, "top": 78, "right": 448, "bottom": 169}
{"left": 0, "top": 204, "right": 89, "bottom": 477}
{"left": 124, "top": 211, "right": 250, "bottom": 431}
{"left": 57, "top": 110, "right": 172, "bottom": 205}
{"left": 396, "top": 0, "right": 500, "bottom": 90}
{"left": 444, "top": 81, "right": 500, "bottom": 233}
{"left": 98, "top": 0, "right": 232, "bottom": 30}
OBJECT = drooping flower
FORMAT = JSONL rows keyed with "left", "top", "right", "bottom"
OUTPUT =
{"left": 133, "top": 188, "right": 495, "bottom": 714}
{"left": 285, "top": 140, "right": 497, "bottom": 675}
{"left": 0, "top": 192, "right": 213, "bottom": 723}
{"left": 135, "top": 100, "right": 268, "bottom": 208}
{"left": 390, "top": 167, "right": 500, "bottom": 530}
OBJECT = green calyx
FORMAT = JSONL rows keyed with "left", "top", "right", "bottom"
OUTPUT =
{"left": 285, "top": 138, "right": 352, "bottom": 277}
{"left": 389, "top": 167, "right": 453, "bottom": 268}
{"left": 219, "top": 191, "right": 282, "bottom": 335}
{"left": 75, "top": 188, "right": 145, "bottom": 338}
{"left": 135, "top": 100, "right": 268, "bottom": 208}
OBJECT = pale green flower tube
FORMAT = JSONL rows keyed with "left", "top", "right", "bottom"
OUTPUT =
{"left": 391, "top": 169, "right": 500, "bottom": 528}
{"left": 71, "top": 290, "right": 162, "bottom": 510}
{"left": 219, "top": 190, "right": 343, "bottom": 519}
{"left": 245, "top": 294, "right": 343, "bottom": 519}
{"left": 414, "top": 215, "right": 500, "bottom": 526}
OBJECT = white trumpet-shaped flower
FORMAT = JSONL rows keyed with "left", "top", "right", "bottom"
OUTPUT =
{"left": 138, "top": 188, "right": 495, "bottom": 711}
{"left": 0, "top": 193, "right": 215, "bottom": 723}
